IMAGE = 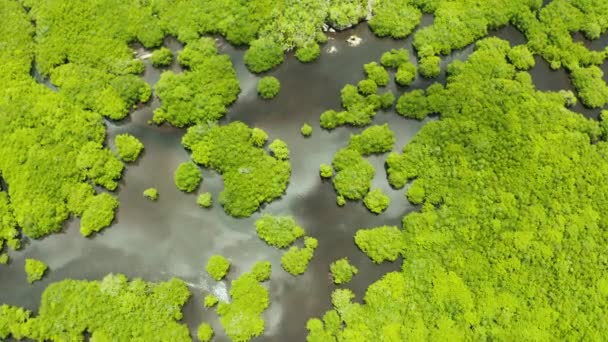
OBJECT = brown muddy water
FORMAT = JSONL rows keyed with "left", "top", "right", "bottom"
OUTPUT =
{"left": 1, "top": 20, "right": 606, "bottom": 341}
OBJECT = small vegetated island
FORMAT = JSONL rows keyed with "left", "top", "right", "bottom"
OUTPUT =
{"left": 1, "top": 0, "right": 608, "bottom": 341}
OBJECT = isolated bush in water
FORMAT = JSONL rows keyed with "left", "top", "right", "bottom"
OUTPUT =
{"left": 174, "top": 161, "right": 202, "bottom": 193}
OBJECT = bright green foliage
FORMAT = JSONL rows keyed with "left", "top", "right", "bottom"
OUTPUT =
{"left": 0, "top": 192, "right": 19, "bottom": 256}
{"left": 330, "top": 258, "right": 358, "bottom": 285}
{"left": 295, "top": 43, "right": 321, "bottom": 63}
{"left": 281, "top": 237, "right": 318, "bottom": 276}
{"left": 115, "top": 134, "right": 144, "bottom": 162}
{"left": 332, "top": 148, "right": 375, "bottom": 200}
{"left": 250, "top": 128, "right": 269, "bottom": 147}
{"left": 363, "top": 62, "right": 389, "bottom": 86}
{"left": 319, "top": 164, "right": 334, "bottom": 178}
{"left": 381, "top": 49, "right": 411, "bottom": 68}
{"left": 368, "top": 0, "right": 422, "bottom": 38}
{"left": 336, "top": 195, "right": 346, "bottom": 207}
{"left": 418, "top": 56, "right": 441, "bottom": 78}
{"left": 183, "top": 122, "right": 291, "bottom": 217}
{"left": 301, "top": 123, "right": 313, "bottom": 137}
{"left": 507, "top": 45, "right": 535, "bottom": 70}
{"left": 396, "top": 89, "right": 432, "bottom": 120}
{"left": 269, "top": 139, "right": 290, "bottom": 160}
{"left": 0, "top": 254, "right": 8, "bottom": 265}
{"left": 357, "top": 79, "right": 378, "bottom": 96}
{"left": 251, "top": 261, "right": 272, "bottom": 282}
{"left": 150, "top": 47, "right": 173, "bottom": 67}
{"left": 354, "top": 226, "right": 405, "bottom": 263}
{"left": 0, "top": 305, "right": 30, "bottom": 339}
{"left": 319, "top": 86, "right": 384, "bottom": 129}
{"left": 516, "top": 0, "right": 608, "bottom": 106}
{"left": 197, "top": 322, "right": 214, "bottom": 342}
{"left": 601, "top": 110, "right": 608, "bottom": 139}
{"left": 216, "top": 266, "right": 270, "bottom": 341}
{"left": 23, "top": 0, "right": 156, "bottom": 120}
{"left": 153, "top": 37, "right": 240, "bottom": 127}
{"left": 77, "top": 142, "right": 125, "bottom": 191}
{"left": 206, "top": 255, "right": 230, "bottom": 281}
{"left": 379, "top": 91, "right": 395, "bottom": 109}
{"left": 396, "top": 63, "right": 417, "bottom": 86}
{"left": 328, "top": 125, "right": 394, "bottom": 202}
{"left": 363, "top": 188, "right": 390, "bottom": 214}
{"left": 255, "top": 215, "right": 305, "bottom": 248}
{"left": 257, "top": 76, "right": 281, "bottom": 99}
{"left": 315, "top": 37, "right": 608, "bottom": 340}
{"left": 348, "top": 124, "right": 395, "bottom": 155}
{"left": 197, "top": 192, "right": 213, "bottom": 208}
{"left": 143, "top": 188, "right": 159, "bottom": 201}
{"left": 327, "top": 0, "right": 368, "bottom": 30}
{"left": 570, "top": 66, "right": 608, "bottom": 108}
{"left": 174, "top": 161, "right": 202, "bottom": 193}
{"left": 25, "top": 259, "right": 48, "bottom": 284}
{"left": 80, "top": 193, "right": 119, "bottom": 237}
{"left": 245, "top": 38, "right": 285, "bottom": 73}
{"left": 0, "top": 274, "right": 191, "bottom": 341}
{"left": 204, "top": 294, "right": 219, "bottom": 308}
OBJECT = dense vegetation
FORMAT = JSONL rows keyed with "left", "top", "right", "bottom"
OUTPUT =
{"left": 3, "top": 0, "right": 608, "bottom": 340}
{"left": 310, "top": 37, "right": 608, "bottom": 340}
{"left": 182, "top": 122, "right": 291, "bottom": 217}
{"left": 153, "top": 37, "right": 240, "bottom": 127}
{"left": 0, "top": 274, "right": 191, "bottom": 341}
{"left": 0, "top": 1, "right": 124, "bottom": 243}
{"left": 24, "top": 259, "right": 47, "bottom": 284}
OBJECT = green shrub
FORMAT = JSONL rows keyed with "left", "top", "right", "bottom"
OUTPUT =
{"left": 296, "top": 43, "right": 321, "bottom": 63}
{"left": 320, "top": 164, "right": 333, "bottom": 178}
{"left": 354, "top": 226, "right": 405, "bottom": 263}
{"left": 25, "top": 259, "right": 47, "bottom": 284}
{"left": 357, "top": 79, "right": 378, "bottom": 96}
{"left": 251, "top": 261, "right": 272, "bottom": 282}
{"left": 115, "top": 134, "right": 144, "bottom": 162}
{"left": 174, "top": 161, "right": 202, "bottom": 193}
{"left": 244, "top": 38, "right": 284, "bottom": 73}
{"left": 330, "top": 258, "right": 358, "bottom": 285}
{"left": 301, "top": 123, "right": 313, "bottom": 137}
{"left": 380, "top": 49, "right": 410, "bottom": 68}
{"left": 197, "top": 192, "right": 212, "bottom": 208}
{"left": 150, "top": 47, "right": 173, "bottom": 67}
{"left": 206, "top": 255, "right": 230, "bottom": 281}
{"left": 419, "top": 56, "right": 441, "bottom": 78}
{"left": 363, "top": 188, "right": 390, "bottom": 214}
{"left": 257, "top": 76, "right": 281, "bottom": 99}
{"left": 281, "top": 237, "right": 318, "bottom": 276}
{"left": 197, "top": 323, "right": 214, "bottom": 342}
{"left": 363, "top": 62, "right": 389, "bottom": 86}
{"left": 203, "top": 295, "right": 218, "bottom": 308}
{"left": 396, "top": 63, "right": 416, "bottom": 86}
{"left": 255, "top": 215, "right": 305, "bottom": 248}
{"left": 143, "top": 188, "right": 158, "bottom": 201}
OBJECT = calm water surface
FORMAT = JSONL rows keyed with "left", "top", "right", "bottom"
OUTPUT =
{"left": 1, "top": 21, "right": 606, "bottom": 341}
